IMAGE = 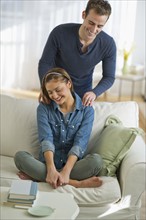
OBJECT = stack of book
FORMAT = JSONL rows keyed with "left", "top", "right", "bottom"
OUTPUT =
{"left": 7, "top": 179, "right": 38, "bottom": 208}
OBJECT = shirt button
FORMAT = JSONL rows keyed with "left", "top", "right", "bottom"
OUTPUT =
{"left": 62, "top": 129, "right": 64, "bottom": 132}
{"left": 61, "top": 159, "right": 63, "bottom": 162}
{"left": 55, "top": 124, "right": 58, "bottom": 127}
{"left": 62, "top": 140, "right": 64, "bottom": 143}
{"left": 72, "top": 125, "right": 74, "bottom": 128}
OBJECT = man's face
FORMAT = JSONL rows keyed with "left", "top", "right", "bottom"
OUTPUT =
{"left": 81, "top": 9, "right": 108, "bottom": 41}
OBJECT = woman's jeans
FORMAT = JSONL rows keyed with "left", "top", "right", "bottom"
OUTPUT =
{"left": 14, "top": 151, "right": 103, "bottom": 182}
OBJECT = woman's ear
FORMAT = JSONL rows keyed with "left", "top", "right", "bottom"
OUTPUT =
{"left": 67, "top": 80, "right": 72, "bottom": 89}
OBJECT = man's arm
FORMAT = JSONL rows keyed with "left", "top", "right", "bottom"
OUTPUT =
{"left": 92, "top": 75, "right": 115, "bottom": 97}
{"left": 38, "top": 28, "right": 59, "bottom": 84}
{"left": 92, "top": 38, "right": 117, "bottom": 97}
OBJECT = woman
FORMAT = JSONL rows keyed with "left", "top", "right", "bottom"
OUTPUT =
{"left": 14, "top": 67, "right": 103, "bottom": 188}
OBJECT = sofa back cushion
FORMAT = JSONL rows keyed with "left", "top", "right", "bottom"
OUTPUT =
{"left": 1, "top": 94, "right": 40, "bottom": 158}
{"left": 0, "top": 94, "right": 139, "bottom": 158}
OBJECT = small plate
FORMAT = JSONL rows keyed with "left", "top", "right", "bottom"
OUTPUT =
{"left": 28, "top": 205, "right": 54, "bottom": 217}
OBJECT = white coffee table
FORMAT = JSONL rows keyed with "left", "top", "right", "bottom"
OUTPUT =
{"left": 0, "top": 187, "right": 79, "bottom": 219}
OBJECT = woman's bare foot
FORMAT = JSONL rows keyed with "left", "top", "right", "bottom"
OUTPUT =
{"left": 69, "top": 176, "right": 102, "bottom": 188}
{"left": 17, "top": 171, "right": 35, "bottom": 181}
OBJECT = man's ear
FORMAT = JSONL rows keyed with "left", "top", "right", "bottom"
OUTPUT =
{"left": 82, "top": 11, "right": 86, "bottom": 19}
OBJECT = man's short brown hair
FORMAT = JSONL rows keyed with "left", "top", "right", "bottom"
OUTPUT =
{"left": 85, "top": 0, "right": 112, "bottom": 18}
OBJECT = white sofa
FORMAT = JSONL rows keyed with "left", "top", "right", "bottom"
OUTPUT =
{"left": 0, "top": 93, "right": 145, "bottom": 220}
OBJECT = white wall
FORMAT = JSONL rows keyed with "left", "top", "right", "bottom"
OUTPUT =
{"left": 132, "top": 1, "right": 145, "bottom": 65}
{"left": 93, "top": 0, "right": 145, "bottom": 97}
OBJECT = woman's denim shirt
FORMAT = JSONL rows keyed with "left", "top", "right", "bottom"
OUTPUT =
{"left": 37, "top": 93, "right": 94, "bottom": 170}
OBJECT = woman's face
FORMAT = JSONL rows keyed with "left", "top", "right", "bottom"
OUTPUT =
{"left": 45, "top": 79, "right": 72, "bottom": 105}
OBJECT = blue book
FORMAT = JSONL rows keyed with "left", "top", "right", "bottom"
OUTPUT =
{"left": 8, "top": 180, "right": 38, "bottom": 201}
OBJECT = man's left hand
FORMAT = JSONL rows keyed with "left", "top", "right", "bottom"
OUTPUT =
{"left": 82, "top": 91, "right": 96, "bottom": 106}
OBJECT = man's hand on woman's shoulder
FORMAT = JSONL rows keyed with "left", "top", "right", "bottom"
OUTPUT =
{"left": 82, "top": 91, "right": 96, "bottom": 106}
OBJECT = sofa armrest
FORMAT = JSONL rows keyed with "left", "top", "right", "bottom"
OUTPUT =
{"left": 119, "top": 135, "right": 146, "bottom": 206}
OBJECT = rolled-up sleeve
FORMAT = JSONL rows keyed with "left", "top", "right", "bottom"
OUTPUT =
{"left": 41, "top": 140, "right": 55, "bottom": 153}
{"left": 37, "top": 104, "right": 55, "bottom": 154}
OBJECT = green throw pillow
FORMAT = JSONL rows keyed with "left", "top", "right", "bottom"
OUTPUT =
{"left": 92, "top": 115, "right": 143, "bottom": 177}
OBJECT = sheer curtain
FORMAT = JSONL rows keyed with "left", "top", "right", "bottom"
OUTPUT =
{"left": 1, "top": 0, "right": 143, "bottom": 91}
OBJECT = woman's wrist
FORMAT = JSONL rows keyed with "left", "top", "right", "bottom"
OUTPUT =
{"left": 62, "top": 166, "right": 71, "bottom": 175}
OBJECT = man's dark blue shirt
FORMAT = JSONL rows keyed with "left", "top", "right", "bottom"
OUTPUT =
{"left": 39, "top": 23, "right": 116, "bottom": 98}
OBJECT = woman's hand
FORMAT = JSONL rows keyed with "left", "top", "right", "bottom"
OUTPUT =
{"left": 58, "top": 155, "right": 78, "bottom": 186}
{"left": 46, "top": 166, "right": 61, "bottom": 189}
{"left": 44, "top": 151, "right": 62, "bottom": 189}
{"left": 59, "top": 168, "right": 70, "bottom": 186}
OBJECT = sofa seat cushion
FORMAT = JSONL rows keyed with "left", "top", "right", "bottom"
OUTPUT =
{"left": 0, "top": 155, "right": 121, "bottom": 206}
{"left": 38, "top": 177, "right": 121, "bottom": 206}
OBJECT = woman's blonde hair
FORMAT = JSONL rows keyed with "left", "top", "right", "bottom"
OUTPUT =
{"left": 42, "top": 67, "right": 74, "bottom": 101}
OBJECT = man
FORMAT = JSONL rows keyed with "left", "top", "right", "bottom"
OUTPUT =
{"left": 38, "top": 0, "right": 116, "bottom": 106}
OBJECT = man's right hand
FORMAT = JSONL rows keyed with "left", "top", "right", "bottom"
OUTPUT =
{"left": 38, "top": 90, "right": 50, "bottom": 104}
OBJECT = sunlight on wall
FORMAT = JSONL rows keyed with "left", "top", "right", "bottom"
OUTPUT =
{"left": 1, "top": 25, "right": 25, "bottom": 88}
{"left": 109, "top": 1, "right": 138, "bottom": 70}
{"left": 117, "top": 1, "right": 137, "bottom": 49}
{"left": 1, "top": 0, "right": 86, "bottom": 90}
